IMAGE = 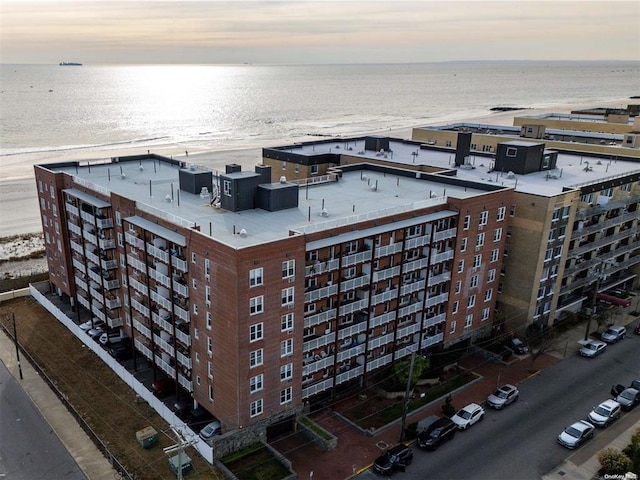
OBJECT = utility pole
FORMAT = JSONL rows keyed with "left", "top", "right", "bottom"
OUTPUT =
{"left": 164, "top": 426, "right": 197, "bottom": 480}
{"left": 399, "top": 351, "right": 416, "bottom": 442}
{"left": 12, "top": 313, "right": 23, "bottom": 380}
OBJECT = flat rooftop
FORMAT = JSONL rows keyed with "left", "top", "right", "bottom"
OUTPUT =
{"left": 273, "top": 136, "right": 640, "bottom": 197}
{"left": 45, "top": 157, "right": 491, "bottom": 248}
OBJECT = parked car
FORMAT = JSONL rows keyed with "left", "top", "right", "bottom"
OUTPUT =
{"left": 151, "top": 378, "right": 175, "bottom": 398}
{"left": 557, "top": 420, "right": 595, "bottom": 449}
{"left": 109, "top": 344, "right": 132, "bottom": 361}
{"left": 187, "top": 406, "right": 213, "bottom": 431}
{"left": 79, "top": 318, "right": 102, "bottom": 331}
{"left": 87, "top": 326, "right": 105, "bottom": 340}
{"left": 486, "top": 384, "right": 519, "bottom": 409}
{"left": 450, "top": 403, "right": 485, "bottom": 430}
{"left": 173, "top": 399, "right": 191, "bottom": 419}
{"left": 632, "top": 380, "right": 640, "bottom": 391}
{"left": 579, "top": 340, "right": 607, "bottom": 358}
{"left": 588, "top": 399, "right": 622, "bottom": 427}
{"left": 611, "top": 384, "right": 626, "bottom": 398}
{"left": 615, "top": 388, "right": 640, "bottom": 411}
{"left": 99, "top": 332, "right": 128, "bottom": 346}
{"left": 199, "top": 420, "right": 222, "bottom": 442}
{"left": 373, "top": 443, "right": 413, "bottom": 475}
{"left": 600, "top": 325, "right": 626, "bottom": 344}
{"left": 505, "top": 337, "right": 529, "bottom": 355}
{"left": 417, "top": 417, "right": 457, "bottom": 449}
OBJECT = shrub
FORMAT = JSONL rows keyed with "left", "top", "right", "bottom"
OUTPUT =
{"left": 622, "top": 428, "right": 640, "bottom": 475}
{"left": 598, "top": 447, "right": 632, "bottom": 476}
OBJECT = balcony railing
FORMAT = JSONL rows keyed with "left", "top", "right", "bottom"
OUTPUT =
{"left": 177, "top": 351, "right": 192, "bottom": 369}
{"left": 147, "top": 244, "right": 169, "bottom": 263}
{"left": 369, "top": 311, "right": 395, "bottom": 329}
{"left": 129, "top": 276, "right": 148, "bottom": 296}
{"left": 131, "top": 297, "right": 150, "bottom": 317}
{"left": 335, "top": 365, "right": 364, "bottom": 385}
{"left": 133, "top": 318, "right": 151, "bottom": 338}
{"left": 101, "top": 258, "right": 117, "bottom": 270}
{"left": 84, "top": 231, "right": 98, "bottom": 246}
{"left": 428, "top": 271, "right": 451, "bottom": 286}
{"left": 127, "top": 254, "right": 146, "bottom": 273}
{"left": 103, "top": 278, "right": 119, "bottom": 290}
{"left": 303, "top": 308, "right": 337, "bottom": 329}
{"left": 303, "top": 332, "right": 336, "bottom": 353}
{"left": 305, "top": 283, "right": 338, "bottom": 303}
{"left": 175, "top": 305, "right": 190, "bottom": 322}
{"left": 75, "top": 276, "right": 88, "bottom": 292}
{"left": 105, "top": 297, "right": 121, "bottom": 310}
{"left": 134, "top": 339, "right": 153, "bottom": 361}
{"left": 80, "top": 210, "right": 95, "bottom": 224}
{"left": 302, "top": 378, "right": 333, "bottom": 399}
{"left": 150, "top": 290, "right": 172, "bottom": 311}
{"left": 375, "top": 242, "right": 403, "bottom": 258}
{"left": 422, "top": 332, "right": 444, "bottom": 347}
{"left": 338, "top": 297, "right": 369, "bottom": 317}
{"left": 371, "top": 288, "right": 398, "bottom": 306}
{"left": 172, "top": 280, "right": 189, "bottom": 298}
{"left": 157, "top": 357, "right": 176, "bottom": 378}
{"left": 148, "top": 267, "right": 171, "bottom": 288}
{"left": 305, "top": 258, "right": 339, "bottom": 277}
{"left": 99, "top": 238, "right": 116, "bottom": 250}
{"left": 107, "top": 315, "right": 123, "bottom": 328}
{"left": 372, "top": 265, "right": 401, "bottom": 283}
{"left": 171, "top": 255, "right": 188, "bottom": 272}
{"left": 125, "top": 232, "right": 144, "bottom": 249}
{"left": 368, "top": 332, "right": 394, "bottom": 350}
{"left": 302, "top": 355, "right": 334, "bottom": 376}
{"left": 152, "top": 311, "right": 173, "bottom": 334}
{"left": 67, "top": 222, "right": 82, "bottom": 236}
{"left": 342, "top": 250, "right": 372, "bottom": 267}
{"left": 175, "top": 328, "right": 191, "bottom": 347}
{"left": 96, "top": 217, "right": 113, "bottom": 229}
{"left": 65, "top": 203, "right": 79, "bottom": 217}
{"left": 153, "top": 334, "right": 175, "bottom": 356}
{"left": 178, "top": 374, "right": 192, "bottom": 392}
{"left": 77, "top": 295, "right": 90, "bottom": 310}
{"left": 70, "top": 239, "right": 84, "bottom": 255}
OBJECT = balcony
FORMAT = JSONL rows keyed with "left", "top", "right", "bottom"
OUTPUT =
{"left": 305, "top": 258, "right": 339, "bottom": 277}
{"left": 171, "top": 255, "right": 188, "bottom": 273}
{"left": 374, "top": 242, "right": 403, "bottom": 258}
{"left": 405, "top": 235, "right": 430, "bottom": 250}
{"left": 77, "top": 294, "right": 90, "bottom": 310}
{"left": 371, "top": 288, "right": 398, "bottom": 306}
{"left": 153, "top": 334, "right": 175, "bottom": 356}
{"left": 129, "top": 276, "right": 148, "bottom": 296}
{"left": 422, "top": 332, "right": 444, "bottom": 347}
{"left": 80, "top": 210, "right": 95, "bottom": 224}
{"left": 148, "top": 267, "right": 171, "bottom": 288}
{"left": 433, "top": 227, "right": 457, "bottom": 242}
{"left": 174, "top": 304, "right": 190, "bottom": 322}
{"left": 107, "top": 315, "right": 123, "bottom": 328}
{"left": 99, "top": 237, "right": 116, "bottom": 250}
{"left": 83, "top": 231, "right": 98, "bottom": 246}
{"left": 134, "top": 339, "right": 153, "bottom": 361}
{"left": 127, "top": 254, "right": 146, "bottom": 273}
{"left": 125, "top": 231, "right": 144, "bottom": 249}
{"left": 367, "top": 353, "right": 393, "bottom": 370}
{"left": 368, "top": 332, "right": 394, "bottom": 350}
{"left": 424, "top": 312, "right": 446, "bottom": 328}
{"left": 425, "top": 292, "right": 449, "bottom": 308}
{"left": 397, "top": 321, "right": 421, "bottom": 339}
{"left": 157, "top": 357, "right": 176, "bottom": 378}
{"left": 177, "top": 350, "right": 192, "bottom": 369}
{"left": 303, "top": 308, "right": 337, "bottom": 329}
{"left": 338, "top": 297, "right": 369, "bottom": 317}
{"left": 103, "top": 278, "right": 119, "bottom": 290}
{"left": 178, "top": 374, "right": 192, "bottom": 392}
{"left": 87, "top": 268, "right": 102, "bottom": 285}
{"left": 133, "top": 318, "right": 151, "bottom": 338}
{"left": 91, "top": 305, "right": 106, "bottom": 322}
{"left": 302, "top": 355, "right": 334, "bottom": 376}
{"left": 302, "top": 378, "right": 333, "bottom": 399}
{"left": 85, "top": 250, "right": 100, "bottom": 265}
{"left": 65, "top": 202, "right": 79, "bottom": 217}
{"left": 428, "top": 271, "right": 451, "bottom": 287}
{"left": 403, "top": 257, "right": 428, "bottom": 274}
{"left": 67, "top": 222, "right": 82, "bottom": 236}
{"left": 147, "top": 243, "right": 169, "bottom": 263}
{"left": 369, "top": 311, "right": 395, "bottom": 329}
{"left": 400, "top": 280, "right": 425, "bottom": 296}
{"left": 70, "top": 239, "right": 84, "bottom": 255}
{"left": 150, "top": 290, "right": 172, "bottom": 311}
{"left": 398, "top": 301, "right": 422, "bottom": 317}
{"left": 303, "top": 332, "right": 336, "bottom": 353}
{"left": 337, "top": 320, "right": 367, "bottom": 340}
{"left": 175, "top": 328, "right": 191, "bottom": 347}
{"left": 89, "top": 287, "right": 104, "bottom": 304}
{"left": 342, "top": 249, "right": 372, "bottom": 267}
{"left": 96, "top": 217, "right": 113, "bottom": 229}
{"left": 372, "top": 265, "right": 401, "bottom": 283}
{"left": 152, "top": 311, "right": 173, "bottom": 334}
{"left": 340, "top": 274, "right": 370, "bottom": 293}
{"left": 430, "top": 249, "right": 455, "bottom": 264}
{"left": 172, "top": 280, "right": 189, "bottom": 298}
{"left": 336, "top": 343, "right": 365, "bottom": 362}
{"left": 101, "top": 258, "right": 117, "bottom": 270}
{"left": 335, "top": 365, "right": 364, "bottom": 385}
{"left": 131, "top": 297, "right": 150, "bottom": 317}
{"left": 305, "top": 283, "right": 338, "bottom": 303}
{"left": 75, "top": 276, "right": 88, "bottom": 292}
{"left": 105, "top": 297, "right": 121, "bottom": 310}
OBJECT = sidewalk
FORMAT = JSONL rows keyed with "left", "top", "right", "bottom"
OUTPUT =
{"left": 273, "top": 311, "right": 640, "bottom": 480}
{"left": 0, "top": 329, "right": 116, "bottom": 480}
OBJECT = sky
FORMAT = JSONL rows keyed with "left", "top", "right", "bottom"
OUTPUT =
{"left": 1, "top": 1, "right": 638, "bottom": 65}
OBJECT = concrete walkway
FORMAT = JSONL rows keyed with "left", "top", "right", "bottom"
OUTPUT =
{"left": 0, "top": 329, "right": 117, "bottom": 480}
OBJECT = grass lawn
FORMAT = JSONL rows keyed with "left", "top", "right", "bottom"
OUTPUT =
{"left": 221, "top": 444, "right": 292, "bottom": 480}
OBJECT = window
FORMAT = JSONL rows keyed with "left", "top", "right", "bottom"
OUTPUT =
{"left": 450, "top": 320, "right": 456, "bottom": 334}
{"left": 115, "top": 211, "right": 122, "bottom": 226}
{"left": 548, "top": 228, "right": 556, "bottom": 241}
{"left": 193, "top": 304, "right": 199, "bottom": 315}
{"left": 223, "top": 180, "right": 231, "bottom": 196}
{"left": 510, "top": 205, "right": 516, "bottom": 217}
{"left": 250, "top": 374, "right": 263, "bottom": 393}
{"left": 281, "top": 313, "right": 294, "bottom": 332}
{"left": 506, "top": 147, "right": 517, "bottom": 157}
{"left": 460, "top": 237, "right": 467, "bottom": 252}
{"left": 280, "top": 387, "right": 292, "bottom": 404}
{"left": 452, "top": 301, "right": 459, "bottom": 314}
{"left": 209, "top": 385, "right": 214, "bottom": 401}
{"left": 544, "top": 248, "right": 553, "bottom": 261}
{"left": 194, "top": 328, "right": 199, "bottom": 340}
{"left": 50, "top": 185, "right": 55, "bottom": 198}
{"left": 249, "top": 267, "right": 263, "bottom": 287}
{"left": 281, "top": 287, "right": 294, "bottom": 306}
{"left": 250, "top": 296, "right": 264, "bottom": 315}
{"left": 463, "top": 215, "right": 470, "bottom": 230}
{"left": 473, "top": 254, "right": 482, "bottom": 268}
{"left": 455, "top": 280, "right": 462, "bottom": 294}
{"left": 490, "top": 249, "right": 499, "bottom": 263}
{"left": 558, "top": 225, "right": 567, "bottom": 238}
{"left": 206, "top": 312, "right": 212, "bottom": 330}
{"left": 204, "top": 259, "right": 210, "bottom": 280}
{"left": 208, "top": 361, "right": 213, "bottom": 379}
{"left": 407, "top": 224, "right": 422, "bottom": 238}
{"left": 493, "top": 228, "right": 502, "bottom": 242}
{"left": 250, "top": 349, "right": 263, "bottom": 368}
{"left": 497, "top": 206, "right": 506, "bottom": 222}
{"left": 580, "top": 193, "right": 594, "bottom": 204}
{"left": 205, "top": 286, "right": 211, "bottom": 306}
{"left": 192, "top": 278, "right": 197, "bottom": 289}
{"left": 552, "top": 207, "right": 562, "bottom": 221}
{"left": 191, "top": 252, "right": 197, "bottom": 264}
{"left": 281, "top": 339, "right": 293, "bottom": 357}
{"left": 476, "top": 232, "right": 485, "bottom": 247}
{"left": 470, "top": 275, "right": 478, "bottom": 288}
{"left": 282, "top": 161, "right": 286, "bottom": 170}
{"left": 282, "top": 259, "right": 295, "bottom": 279}
{"left": 484, "top": 289, "right": 493, "bottom": 302}
{"left": 553, "top": 245, "right": 563, "bottom": 258}
{"left": 207, "top": 337, "right": 212, "bottom": 356}
{"left": 250, "top": 399, "right": 263, "bottom": 417}
{"left": 464, "top": 314, "right": 473, "bottom": 328}
{"left": 117, "top": 232, "right": 123, "bottom": 247}
{"left": 280, "top": 363, "right": 293, "bottom": 381}
{"left": 294, "top": 164, "right": 299, "bottom": 173}
{"left": 487, "top": 269, "right": 496, "bottom": 283}
{"left": 479, "top": 210, "right": 488, "bottom": 226}
{"left": 310, "top": 164, "right": 319, "bottom": 175}
{"left": 563, "top": 206, "right": 571, "bottom": 218}
{"left": 467, "top": 295, "right": 476, "bottom": 308}
{"left": 601, "top": 188, "right": 614, "bottom": 198}
{"left": 458, "top": 260, "right": 464, "bottom": 273}
{"left": 345, "top": 241, "right": 358, "bottom": 254}
{"left": 550, "top": 265, "right": 559, "bottom": 277}
{"left": 52, "top": 204, "right": 57, "bottom": 217}
{"left": 481, "top": 307, "right": 490, "bottom": 321}
{"left": 250, "top": 323, "right": 263, "bottom": 342}
{"left": 445, "top": 140, "right": 452, "bottom": 148}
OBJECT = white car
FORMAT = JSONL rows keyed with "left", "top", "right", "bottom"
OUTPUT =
{"left": 451, "top": 403, "right": 485, "bottom": 430}
{"left": 600, "top": 325, "right": 626, "bottom": 343}
{"left": 588, "top": 399, "right": 622, "bottom": 427}
{"left": 579, "top": 340, "right": 606, "bottom": 358}
{"left": 486, "top": 384, "right": 519, "bottom": 409}
{"left": 557, "top": 420, "right": 595, "bottom": 449}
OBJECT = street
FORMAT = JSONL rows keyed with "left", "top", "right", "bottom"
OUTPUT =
{"left": 0, "top": 360, "right": 87, "bottom": 480}
{"left": 358, "top": 330, "right": 640, "bottom": 480}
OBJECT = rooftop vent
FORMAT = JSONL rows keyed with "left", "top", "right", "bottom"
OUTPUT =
{"left": 280, "top": 176, "right": 287, "bottom": 183}
{"left": 506, "top": 171, "right": 516, "bottom": 179}
{"left": 189, "top": 163, "right": 196, "bottom": 171}
{"left": 139, "top": 165, "right": 144, "bottom": 171}
{"left": 165, "top": 195, "right": 171, "bottom": 202}
{"left": 239, "top": 228, "right": 248, "bottom": 237}
{"left": 321, "top": 208, "right": 329, "bottom": 217}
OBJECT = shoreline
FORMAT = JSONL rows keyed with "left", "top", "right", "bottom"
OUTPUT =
{"left": 0, "top": 98, "right": 632, "bottom": 238}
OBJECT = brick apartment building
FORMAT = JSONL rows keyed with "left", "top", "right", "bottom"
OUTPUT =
{"left": 35, "top": 141, "right": 512, "bottom": 434}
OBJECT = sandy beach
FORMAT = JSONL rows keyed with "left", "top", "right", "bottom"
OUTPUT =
{"left": 0, "top": 98, "right": 632, "bottom": 246}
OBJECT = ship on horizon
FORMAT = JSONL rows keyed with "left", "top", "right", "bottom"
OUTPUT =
{"left": 59, "top": 61, "right": 82, "bottom": 66}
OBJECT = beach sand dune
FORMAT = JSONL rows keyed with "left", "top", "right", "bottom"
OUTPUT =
{"left": 0, "top": 99, "right": 630, "bottom": 239}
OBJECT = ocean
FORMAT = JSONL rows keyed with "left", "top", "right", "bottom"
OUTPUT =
{"left": 1, "top": 61, "right": 639, "bottom": 159}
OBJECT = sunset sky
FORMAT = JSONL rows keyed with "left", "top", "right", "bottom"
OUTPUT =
{"left": 1, "top": 1, "right": 638, "bottom": 64}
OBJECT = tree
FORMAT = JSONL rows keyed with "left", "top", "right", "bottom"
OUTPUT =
{"left": 622, "top": 428, "right": 640, "bottom": 475}
{"left": 597, "top": 447, "right": 632, "bottom": 477}
{"left": 393, "top": 356, "right": 429, "bottom": 388}
{"left": 524, "top": 323, "right": 565, "bottom": 370}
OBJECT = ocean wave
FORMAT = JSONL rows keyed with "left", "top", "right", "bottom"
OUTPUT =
{"left": 0, "top": 136, "right": 172, "bottom": 157}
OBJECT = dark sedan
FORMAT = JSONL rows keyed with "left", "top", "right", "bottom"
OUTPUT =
{"left": 374, "top": 444, "right": 413, "bottom": 475}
